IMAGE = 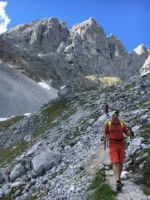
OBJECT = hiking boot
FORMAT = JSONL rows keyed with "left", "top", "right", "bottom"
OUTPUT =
{"left": 116, "top": 180, "right": 122, "bottom": 191}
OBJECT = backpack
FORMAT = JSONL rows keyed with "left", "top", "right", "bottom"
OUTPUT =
{"left": 107, "top": 120, "right": 124, "bottom": 130}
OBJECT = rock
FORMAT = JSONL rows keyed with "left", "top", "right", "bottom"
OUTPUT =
{"left": 132, "top": 125, "right": 141, "bottom": 136}
{"left": 24, "top": 135, "right": 32, "bottom": 142}
{"left": 139, "top": 162, "right": 145, "bottom": 171}
{"left": 121, "top": 171, "right": 129, "bottom": 180}
{"left": 140, "top": 115, "right": 148, "bottom": 123}
{"left": 31, "top": 150, "right": 62, "bottom": 177}
{"left": 26, "top": 141, "right": 42, "bottom": 156}
{"left": 2, "top": 183, "right": 11, "bottom": 196}
{"left": 126, "top": 137, "right": 142, "bottom": 156}
{"left": 140, "top": 54, "right": 150, "bottom": 75}
{"left": 0, "top": 169, "right": 5, "bottom": 184}
{"left": 20, "top": 157, "right": 32, "bottom": 170}
{"left": 58, "top": 85, "right": 74, "bottom": 100}
{"left": 135, "top": 153, "right": 148, "bottom": 164}
{"left": 0, "top": 188, "right": 4, "bottom": 198}
{"left": 133, "top": 175, "right": 144, "bottom": 185}
{"left": 10, "top": 164, "right": 25, "bottom": 182}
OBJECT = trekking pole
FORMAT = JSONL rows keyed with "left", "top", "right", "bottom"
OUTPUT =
{"left": 103, "top": 138, "right": 108, "bottom": 182}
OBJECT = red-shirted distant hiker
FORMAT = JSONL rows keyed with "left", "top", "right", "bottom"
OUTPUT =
{"left": 104, "top": 110, "right": 133, "bottom": 191}
{"left": 103, "top": 102, "right": 109, "bottom": 116}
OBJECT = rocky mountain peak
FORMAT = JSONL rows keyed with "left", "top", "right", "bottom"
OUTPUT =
{"left": 0, "top": 17, "right": 149, "bottom": 89}
{"left": 133, "top": 44, "right": 149, "bottom": 55}
{"left": 3, "top": 17, "right": 69, "bottom": 53}
{"left": 140, "top": 54, "right": 150, "bottom": 75}
{"left": 70, "top": 18, "right": 105, "bottom": 40}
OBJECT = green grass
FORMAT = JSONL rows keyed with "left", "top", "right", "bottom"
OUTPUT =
{"left": 88, "top": 169, "right": 117, "bottom": 200}
{"left": 42, "top": 100, "right": 70, "bottom": 122}
{"left": 123, "top": 83, "right": 135, "bottom": 92}
{"left": 143, "top": 149, "right": 150, "bottom": 188}
{"left": 138, "top": 101, "right": 150, "bottom": 109}
{"left": 139, "top": 126, "right": 150, "bottom": 140}
{"left": 90, "top": 112, "right": 100, "bottom": 121}
{"left": 143, "top": 186, "right": 150, "bottom": 195}
{"left": 2, "top": 184, "right": 26, "bottom": 200}
{"left": 135, "top": 149, "right": 150, "bottom": 195}
{"left": 62, "top": 130, "right": 80, "bottom": 147}
{"left": 32, "top": 99, "right": 72, "bottom": 138}
{"left": 0, "top": 142, "right": 29, "bottom": 166}
{"left": 0, "top": 116, "right": 24, "bottom": 131}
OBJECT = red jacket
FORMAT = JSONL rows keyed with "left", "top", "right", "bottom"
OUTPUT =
{"left": 104, "top": 119, "right": 128, "bottom": 140}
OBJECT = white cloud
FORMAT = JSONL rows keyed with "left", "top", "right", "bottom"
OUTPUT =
{"left": 0, "top": 1, "right": 10, "bottom": 34}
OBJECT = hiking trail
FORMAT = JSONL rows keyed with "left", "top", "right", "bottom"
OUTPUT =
{"left": 86, "top": 145, "right": 150, "bottom": 200}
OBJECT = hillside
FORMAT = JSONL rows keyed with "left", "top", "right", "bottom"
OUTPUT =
{"left": 0, "top": 73, "right": 150, "bottom": 199}
{"left": 0, "top": 62, "right": 58, "bottom": 117}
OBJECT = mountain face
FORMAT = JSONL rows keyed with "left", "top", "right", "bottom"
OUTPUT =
{"left": 0, "top": 17, "right": 149, "bottom": 117}
{"left": 0, "top": 17, "right": 149, "bottom": 89}
{"left": 0, "top": 62, "right": 57, "bottom": 117}
{"left": 140, "top": 54, "right": 150, "bottom": 75}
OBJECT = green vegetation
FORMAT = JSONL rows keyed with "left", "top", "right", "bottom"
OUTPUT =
{"left": 143, "top": 149, "right": 150, "bottom": 191}
{"left": 42, "top": 100, "right": 70, "bottom": 122}
{"left": 123, "top": 82, "right": 135, "bottom": 92}
{"left": 27, "top": 197, "right": 37, "bottom": 200}
{"left": 0, "top": 142, "right": 28, "bottom": 166}
{"left": 32, "top": 100, "right": 72, "bottom": 138}
{"left": 88, "top": 169, "right": 117, "bottom": 200}
{"left": 0, "top": 116, "right": 24, "bottom": 131}
{"left": 62, "top": 130, "right": 80, "bottom": 147}
{"left": 101, "top": 85, "right": 117, "bottom": 94}
{"left": 139, "top": 125, "right": 150, "bottom": 140}
{"left": 2, "top": 184, "right": 26, "bottom": 200}
{"left": 138, "top": 101, "right": 150, "bottom": 109}
{"left": 85, "top": 75, "right": 121, "bottom": 86}
{"left": 90, "top": 112, "right": 100, "bottom": 121}
{"left": 135, "top": 149, "right": 150, "bottom": 195}
{"left": 143, "top": 186, "right": 150, "bottom": 196}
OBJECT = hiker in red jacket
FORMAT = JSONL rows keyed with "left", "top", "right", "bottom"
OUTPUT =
{"left": 104, "top": 110, "right": 133, "bottom": 191}
{"left": 103, "top": 102, "right": 109, "bottom": 116}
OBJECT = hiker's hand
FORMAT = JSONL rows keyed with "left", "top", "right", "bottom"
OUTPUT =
{"left": 130, "top": 130, "right": 134, "bottom": 138}
{"left": 127, "top": 127, "right": 134, "bottom": 137}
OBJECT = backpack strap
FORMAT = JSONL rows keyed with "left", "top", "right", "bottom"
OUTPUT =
{"left": 107, "top": 120, "right": 124, "bottom": 130}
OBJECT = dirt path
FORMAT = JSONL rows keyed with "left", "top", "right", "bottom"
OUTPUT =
{"left": 107, "top": 169, "right": 150, "bottom": 200}
{"left": 86, "top": 145, "right": 150, "bottom": 200}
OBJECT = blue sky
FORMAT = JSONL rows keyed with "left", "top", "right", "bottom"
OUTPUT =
{"left": 1, "top": 0, "right": 150, "bottom": 51}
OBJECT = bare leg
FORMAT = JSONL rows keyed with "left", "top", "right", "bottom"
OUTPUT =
{"left": 112, "top": 163, "right": 123, "bottom": 191}
{"left": 112, "top": 163, "right": 120, "bottom": 181}
{"left": 118, "top": 163, "right": 123, "bottom": 180}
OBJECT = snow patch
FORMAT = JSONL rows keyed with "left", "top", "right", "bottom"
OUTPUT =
{"left": 0, "top": 117, "right": 9, "bottom": 121}
{"left": 60, "top": 85, "right": 66, "bottom": 89}
{"left": 38, "top": 82, "right": 50, "bottom": 90}
{"left": 23, "top": 113, "right": 32, "bottom": 117}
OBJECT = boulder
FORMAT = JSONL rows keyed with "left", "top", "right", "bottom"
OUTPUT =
{"left": 31, "top": 150, "right": 62, "bottom": 177}
{"left": 10, "top": 164, "right": 25, "bottom": 182}
{"left": 58, "top": 85, "right": 74, "bottom": 100}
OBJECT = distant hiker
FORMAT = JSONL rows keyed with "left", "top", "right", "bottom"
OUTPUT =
{"left": 103, "top": 102, "right": 109, "bottom": 116}
{"left": 104, "top": 110, "right": 133, "bottom": 191}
